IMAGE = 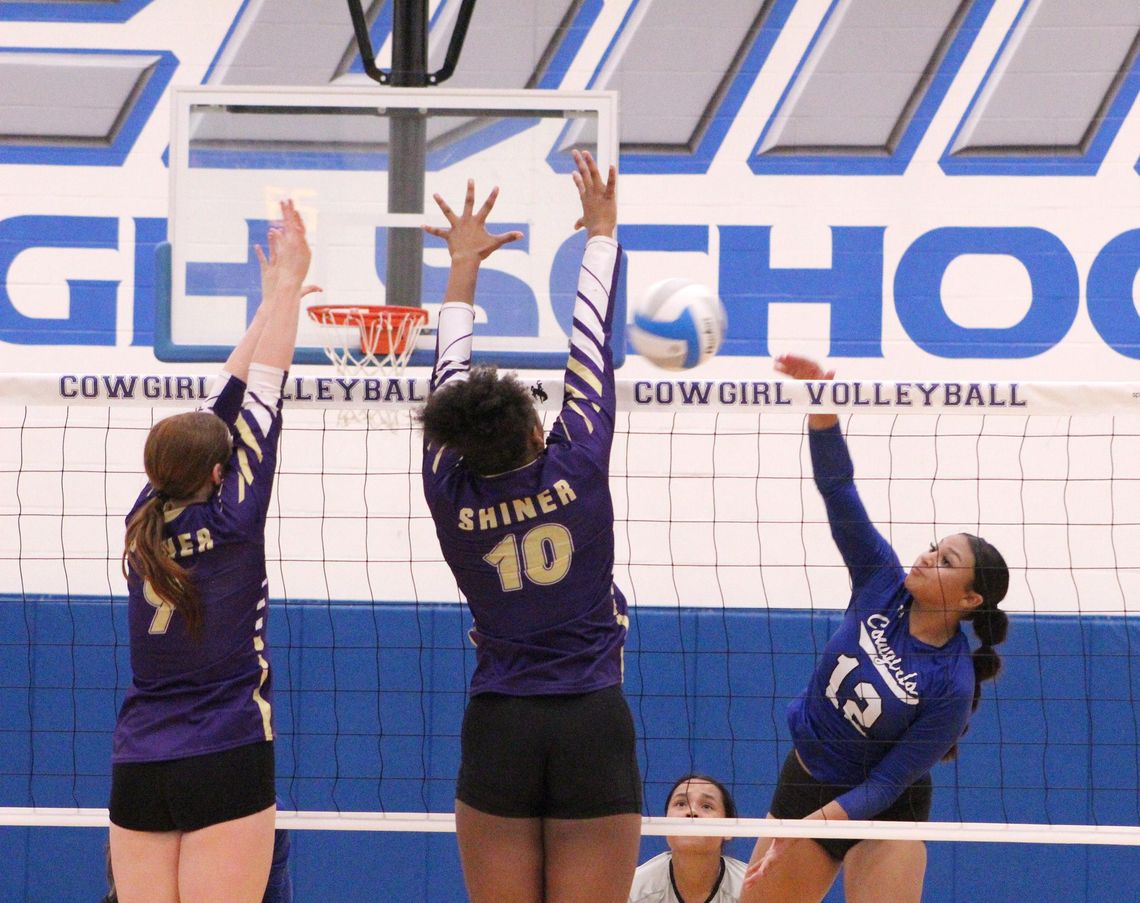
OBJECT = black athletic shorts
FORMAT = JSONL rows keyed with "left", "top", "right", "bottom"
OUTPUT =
{"left": 768, "top": 748, "right": 932, "bottom": 861}
{"left": 110, "top": 740, "right": 275, "bottom": 832}
{"left": 456, "top": 685, "right": 643, "bottom": 819}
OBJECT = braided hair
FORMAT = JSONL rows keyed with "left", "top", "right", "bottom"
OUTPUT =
{"left": 943, "top": 533, "right": 1009, "bottom": 761}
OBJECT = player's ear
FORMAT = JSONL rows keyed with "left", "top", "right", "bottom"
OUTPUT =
{"left": 211, "top": 462, "right": 224, "bottom": 485}
{"left": 961, "top": 589, "right": 984, "bottom": 613}
{"left": 529, "top": 417, "right": 545, "bottom": 453}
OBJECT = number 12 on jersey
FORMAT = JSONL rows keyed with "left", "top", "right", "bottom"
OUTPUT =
{"left": 825, "top": 654, "right": 883, "bottom": 736}
{"left": 483, "top": 523, "right": 574, "bottom": 592}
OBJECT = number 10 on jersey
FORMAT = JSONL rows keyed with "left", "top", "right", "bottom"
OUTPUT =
{"left": 483, "top": 523, "right": 574, "bottom": 591}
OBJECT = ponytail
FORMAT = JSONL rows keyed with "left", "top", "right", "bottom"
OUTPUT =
{"left": 124, "top": 494, "right": 204, "bottom": 638}
{"left": 944, "top": 534, "right": 1009, "bottom": 761}
{"left": 121, "top": 411, "right": 231, "bottom": 640}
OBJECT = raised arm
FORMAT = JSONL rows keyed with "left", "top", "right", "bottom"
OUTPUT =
{"left": 223, "top": 224, "right": 318, "bottom": 381}
{"left": 250, "top": 199, "right": 314, "bottom": 371}
{"left": 572, "top": 148, "right": 616, "bottom": 240}
{"left": 218, "top": 242, "right": 275, "bottom": 385}
{"left": 548, "top": 150, "right": 621, "bottom": 458}
{"left": 423, "top": 180, "right": 523, "bottom": 393}
{"left": 774, "top": 354, "right": 836, "bottom": 431}
{"left": 775, "top": 353, "right": 897, "bottom": 588}
{"left": 203, "top": 204, "right": 317, "bottom": 422}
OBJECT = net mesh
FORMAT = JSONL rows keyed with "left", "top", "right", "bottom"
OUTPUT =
{"left": 3, "top": 375, "right": 1140, "bottom": 855}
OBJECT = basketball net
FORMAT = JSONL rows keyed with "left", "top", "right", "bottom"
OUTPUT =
{"left": 307, "top": 304, "right": 429, "bottom": 427}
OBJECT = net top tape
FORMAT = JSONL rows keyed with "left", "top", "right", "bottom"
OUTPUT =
{"left": 9, "top": 373, "right": 1140, "bottom": 416}
{"left": 4, "top": 807, "right": 1140, "bottom": 845}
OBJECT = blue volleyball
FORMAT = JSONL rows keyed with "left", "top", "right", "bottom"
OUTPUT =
{"left": 629, "top": 278, "right": 727, "bottom": 370}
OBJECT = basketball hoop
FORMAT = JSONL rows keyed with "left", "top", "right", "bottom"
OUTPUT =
{"left": 307, "top": 304, "right": 429, "bottom": 425}
{"left": 307, "top": 304, "right": 428, "bottom": 376}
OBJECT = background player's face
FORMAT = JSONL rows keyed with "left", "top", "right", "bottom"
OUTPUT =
{"left": 665, "top": 778, "right": 730, "bottom": 854}
{"left": 904, "top": 533, "right": 978, "bottom": 613}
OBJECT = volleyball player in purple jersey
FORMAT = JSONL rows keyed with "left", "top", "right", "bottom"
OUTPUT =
{"left": 739, "top": 354, "right": 1010, "bottom": 903}
{"left": 419, "top": 150, "right": 642, "bottom": 903}
{"left": 109, "top": 200, "right": 315, "bottom": 903}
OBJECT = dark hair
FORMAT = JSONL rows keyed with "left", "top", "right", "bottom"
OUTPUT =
{"left": 121, "top": 411, "right": 231, "bottom": 639}
{"left": 665, "top": 772, "right": 738, "bottom": 851}
{"left": 944, "top": 533, "right": 1010, "bottom": 761}
{"left": 418, "top": 366, "right": 540, "bottom": 475}
{"left": 664, "top": 773, "right": 738, "bottom": 820}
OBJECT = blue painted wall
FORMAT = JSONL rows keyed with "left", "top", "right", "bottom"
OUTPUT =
{"left": 2, "top": 599, "right": 1138, "bottom": 901}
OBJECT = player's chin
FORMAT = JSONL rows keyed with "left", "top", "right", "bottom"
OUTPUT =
{"left": 667, "top": 834, "right": 720, "bottom": 854}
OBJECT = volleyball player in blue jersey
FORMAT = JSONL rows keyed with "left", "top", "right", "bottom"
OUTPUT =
{"left": 739, "top": 354, "right": 1010, "bottom": 903}
{"left": 419, "top": 150, "right": 642, "bottom": 903}
{"left": 109, "top": 201, "right": 315, "bottom": 903}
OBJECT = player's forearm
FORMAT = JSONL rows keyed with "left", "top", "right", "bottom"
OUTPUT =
{"left": 576, "top": 236, "right": 619, "bottom": 331}
{"left": 224, "top": 303, "right": 271, "bottom": 382}
{"left": 252, "top": 278, "right": 304, "bottom": 371}
{"left": 563, "top": 237, "right": 619, "bottom": 410}
{"left": 806, "top": 799, "right": 849, "bottom": 821}
{"left": 444, "top": 256, "right": 481, "bottom": 305}
{"left": 431, "top": 302, "right": 475, "bottom": 392}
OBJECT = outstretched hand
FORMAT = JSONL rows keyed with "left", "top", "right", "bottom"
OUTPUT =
{"left": 571, "top": 149, "right": 616, "bottom": 238}
{"left": 424, "top": 180, "right": 523, "bottom": 263}
{"left": 255, "top": 200, "right": 320, "bottom": 304}
{"left": 774, "top": 353, "right": 834, "bottom": 382}
{"left": 775, "top": 353, "right": 838, "bottom": 430}
{"left": 742, "top": 837, "right": 793, "bottom": 890}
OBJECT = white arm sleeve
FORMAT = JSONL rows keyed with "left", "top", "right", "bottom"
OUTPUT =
{"left": 244, "top": 363, "right": 285, "bottom": 434}
{"left": 430, "top": 301, "right": 475, "bottom": 393}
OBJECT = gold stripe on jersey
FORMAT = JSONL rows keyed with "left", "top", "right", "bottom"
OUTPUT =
{"left": 235, "top": 415, "right": 264, "bottom": 462}
{"left": 565, "top": 399, "right": 594, "bottom": 434}
{"left": 252, "top": 651, "right": 273, "bottom": 741}
{"left": 236, "top": 447, "right": 254, "bottom": 483}
{"left": 613, "top": 595, "right": 629, "bottom": 680}
{"left": 432, "top": 444, "right": 447, "bottom": 474}
{"left": 567, "top": 357, "right": 602, "bottom": 395}
{"left": 236, "top": 447, "right": 254, "bottom": 504}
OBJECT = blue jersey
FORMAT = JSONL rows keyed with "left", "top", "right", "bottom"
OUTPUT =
{"left": 787, "top": 423, "right": 975, "bottom": 821}
{"left": 423, "top": 236, "right": 628, "bottom": 696}
{"left": 113, "top": 371, "right": 283, "bottom": 763}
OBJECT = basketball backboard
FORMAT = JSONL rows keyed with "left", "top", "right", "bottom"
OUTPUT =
{"left": 159, "top": 86, "right": 623, "bottom": 369}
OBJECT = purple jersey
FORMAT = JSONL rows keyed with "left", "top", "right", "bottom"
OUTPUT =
{"left": 787, "top": 423, "right": 975, "bottom": 820}
{"left": 113, "top": 371, "right": 283, "bottom": 763}
{"left": 423, "top": 236, "right": 628, "bottom": 696}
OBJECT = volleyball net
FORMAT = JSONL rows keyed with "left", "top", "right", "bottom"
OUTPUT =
{"left": 3, "top": 373, "right": 1140, "bottom": 854}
